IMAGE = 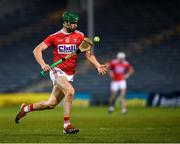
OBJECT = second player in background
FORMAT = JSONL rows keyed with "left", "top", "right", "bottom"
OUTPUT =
{"left": 107, "top": 52, "right": 134, "bottom": 114}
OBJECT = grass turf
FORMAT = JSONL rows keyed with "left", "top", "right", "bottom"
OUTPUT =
{"left": 0, "top": 106, "right": 180, "bottom": 143}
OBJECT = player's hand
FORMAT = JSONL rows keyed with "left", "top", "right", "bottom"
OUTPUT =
{"left": 97, "top": 65, "right": 108, "bottom": 75}
{"left": 41, "top": 64, "right": 51, "bottom": 72}
{"left": 124, "top": 74, "right": 129, "bottom": 79}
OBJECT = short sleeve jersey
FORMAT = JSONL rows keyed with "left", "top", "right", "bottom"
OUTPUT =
{"left": 108, "top": 59, "right": 132, "bottom": 81}
{"left": 43, "top": 29, "right": 84, "bottom": 75}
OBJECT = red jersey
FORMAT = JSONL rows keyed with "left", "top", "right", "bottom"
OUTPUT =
{"left": 108, "top": 59, "right": 132, "bottom": 81}
{"left": 43, "top": 29, "right": 84, "bottom": 75}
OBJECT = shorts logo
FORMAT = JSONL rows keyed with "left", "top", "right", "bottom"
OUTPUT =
{"left": 58, "top": 44, "right": 76, "bottom": 54}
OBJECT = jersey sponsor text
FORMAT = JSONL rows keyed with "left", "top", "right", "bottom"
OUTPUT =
{"left": 58, "top": 44, "right": 76, "bottom": 54}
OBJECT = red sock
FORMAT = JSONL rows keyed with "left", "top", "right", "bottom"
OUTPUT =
{"left": 64, "top": 116, "right": 70, "bottom": 128}
{"left": 23, "top": 104, "right": 33, "bottom": 113}
{"left": 64, "top": 116, "right": 70, "bottom": 123}
{"left": 29, "top": 104, "right": 33, "bottom": 111}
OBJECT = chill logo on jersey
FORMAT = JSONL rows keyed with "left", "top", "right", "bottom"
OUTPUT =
{"left": 57, "top": 44, "right": 76, "bottom": 54}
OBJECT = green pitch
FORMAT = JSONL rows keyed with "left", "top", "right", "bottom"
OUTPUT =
{"left": 0, "top": 106, "right": 180, "bottom": 143}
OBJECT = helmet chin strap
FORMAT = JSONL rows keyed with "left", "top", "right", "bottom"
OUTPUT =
{"left": 63, "top": 22, "right": 75, "bottom": 33}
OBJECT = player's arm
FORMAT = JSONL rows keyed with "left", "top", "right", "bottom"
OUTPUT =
{"left": 33, "top": 42, "right": 51, "bottom": 72}
{"left": 125, "top": 66, "right": 134, "bottom": 79}
{"left": 84, "top": 51, "right": 107, "bottom": 75}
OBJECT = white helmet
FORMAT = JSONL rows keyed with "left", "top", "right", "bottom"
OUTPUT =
{"left": 117, "top": 52, "right": 126, "bottom": 59}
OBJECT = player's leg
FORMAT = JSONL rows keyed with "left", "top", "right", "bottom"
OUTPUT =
{"left": 108, "top": 91, "right": 117, "bottom": 113}
{"left": 119, "top": 80, "right": 127, "bottom": 114}
{"left": 32, "top": 85, "right": 64, "bottom": 110}
{"left": 55, "top": 76, "right": 79, "bottom": 134}
{"left": 15, "top": 85, "right": 64, "bottom": 123}
{"left": 119, "top": 88, "right": 127, "bottom": 113}
{"left": 108, "top": 81, "right": 118, "bottom": 113}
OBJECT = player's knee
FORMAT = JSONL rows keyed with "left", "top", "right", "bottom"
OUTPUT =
{"left": 67, "top": 90, "right": 75, "bottom": 98}
{"left": 66, "top": 88, "right": 75, "bottom": 101}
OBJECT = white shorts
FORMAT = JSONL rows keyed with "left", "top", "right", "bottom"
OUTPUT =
{"left": 111, "top": 80, "right": 127, "bottom": 92}
{"left": 49, "top": 67, "right": 74, "bottom": 84}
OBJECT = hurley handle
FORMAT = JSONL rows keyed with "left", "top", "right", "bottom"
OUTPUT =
{"left": 40, "top": 49, "right": 81, "bottom": 77}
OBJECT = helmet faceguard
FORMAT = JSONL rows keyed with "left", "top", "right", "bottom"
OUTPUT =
{"left": 62, "top": 11, "right": 79, "bottom": 32}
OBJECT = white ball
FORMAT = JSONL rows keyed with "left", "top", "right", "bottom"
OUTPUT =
{"left": 94, "top": 36, "right": 100, "bottom": 43}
